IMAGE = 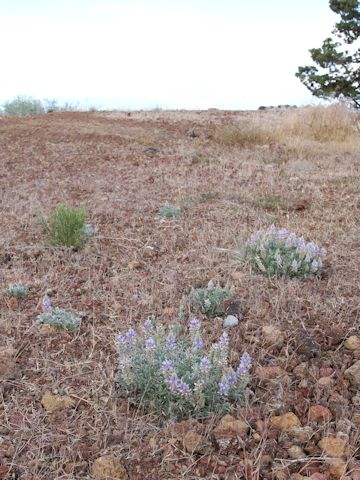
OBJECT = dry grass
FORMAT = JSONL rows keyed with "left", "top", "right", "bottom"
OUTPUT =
{"left": 0, "top": 106, "right": 359, "bottom": 479}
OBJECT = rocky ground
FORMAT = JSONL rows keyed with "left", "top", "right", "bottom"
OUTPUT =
{"left": 0, "top": 107, "right": 359, "bottom": 479}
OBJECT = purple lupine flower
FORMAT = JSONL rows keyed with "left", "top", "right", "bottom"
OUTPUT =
{"left": 161, "top": 359, "right": 174, "bottom": 373}
{"left": 199, "top": 357, "right": 211, "bottom": 372}
{"left": 116, "top": 334, "right": 127, "bottom": 344}
{"left": 212, "top": 331, "right": 229, "bottom": 351}
{"left": 236, "top": 352, "right": 252, "bottom": 375}
{"left": 218, "top": 331, "right": 229, "bottom": 348}
{"left": 166, "top": 373, "right": 191, "bottom": 396}
{"left": 192, "top": 335, "right": 204, "bottom": 350}
{"left": 145, "top": 337, "right": 156, "bottom": 349}
{"left": 166, "top": 334, "right": 177, "bottom": 349}
{"left": 125, "top": 328, "right": 137, "bottom": 343}
{"left": 276, "top": 229, "right": 289, "bottom": 240}
{"left": 142, "top": 318, "right": 153, "bottom": 334}
{"left": 189, "top": 318, "right": 201, "bottom": 332}
{"left": 42, "top": 295, "right": 52, "bottom": 312}
{"left": 218, "top": 372, "right": 237, "bottom": 396}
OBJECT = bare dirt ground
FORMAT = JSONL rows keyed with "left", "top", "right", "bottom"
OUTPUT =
{"left": 0, "top": 108, "right": 359, "bottom": 479}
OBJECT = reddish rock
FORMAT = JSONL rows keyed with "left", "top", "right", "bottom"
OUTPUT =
{"left": 318, "top": 436, "right": 347, "bottom": 457}
{"left": 344, "top": 361, "right": 360, "bottom": 387}
{"left": 270, "top": 413, "right": 301, "bottom": 432}
{"left": 262, "top": 325, "right": 285, "bottom": 346}
{"left": 309, "top": 405, "right": 332, "bottom": 423}
{"left": 344, "top": 335, "right": 360, "bottom": 351}
{"left": 325, "top": 458, "right": 347, "bottom": 478}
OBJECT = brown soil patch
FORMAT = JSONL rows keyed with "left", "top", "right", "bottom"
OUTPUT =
{"left": 0, "top": 108, "right": 359, "bottom": 479}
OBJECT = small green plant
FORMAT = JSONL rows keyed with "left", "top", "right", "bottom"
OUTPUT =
{"left": 115, "top": 318, "right": 251, "bottom": 419}
{"left": 7, "top": 283, "right": 28, "bottom": 299}
{"left": 187, "top": 281, "right": 234, "bottom": 317}
{"left": 2, "top": 96, "right": 45, "bottom": 116}
{"left": 241, "top": 225, "right": 326, "bottom": 278}
{"left": 158, "top": 203, "right": 181, "bottom": 219}
{"left": 255, "top": 194, "right": 289, "bottom": 212}
{"left": 36, "top": 307, "right": 81, "bottom": 331}
{"left": 41, "top": 204, "right": 86, "bottom": 248}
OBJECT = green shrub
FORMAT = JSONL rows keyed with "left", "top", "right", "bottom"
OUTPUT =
{"left": 115, "top": 318, "right": 251, "bottom": 419}
{"left": 36, "top": 307, "right": 81, "bottom": 331}
{"left": 241, "top": 225, "right": 326, "bottom": 278}
{"left": 2, "top": 96, "right": 45, "bottom": 116}
{"left": 41, "top": 204, "right": 86, "bottom": 248}
{"left": 7, "top": 283, "right": 28, "bottom": 299}
{"left": 158, "top": 202, "right": 181, "bottom": 219}
{"left": 186, "top": 281, "right": 234, "bottom": 317}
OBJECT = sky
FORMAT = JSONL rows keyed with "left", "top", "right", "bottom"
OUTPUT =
{"left": 0, "top": 0, "right": 339, "bottom": 110}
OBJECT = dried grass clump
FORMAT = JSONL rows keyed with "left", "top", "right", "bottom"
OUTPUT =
{"left": 281, "top": 104, "right": 358, "bottom": 143}
{"left": 214, "top": 121, "right": 275, "bottom": 147}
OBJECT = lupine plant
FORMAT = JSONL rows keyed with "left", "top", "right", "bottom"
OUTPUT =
{"left": 187, "top": 281, "right": 234, "bottom": 317}
{"left": 241, "top": 225, "right": 326, "bottom": 278}
{"left": 115, "top": 318, "right": 251, "bottom": 419}
{"left": 7, "top": 283, "right": 28, "bottom": 299}
{"left": 36, "top": 296, "right": 81, "bottom": 331}
{"left": 158, "top": 203, "right": 181, "bottom": 219}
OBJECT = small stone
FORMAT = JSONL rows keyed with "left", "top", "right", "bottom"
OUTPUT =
{"left": 127, "top": 260, "right": 141, "bottom": 270}
{"left": 214, "top": 414, "right": 249, "bottom": 437}
{"left": 310, "top": 474, "right": 328, "bottom": 480}
{"left": 318, "top": 436, "right": 347, "bottom": 457}
{"left": 183, "top": 431, "right": 207, "bottom": 454}
{"left": 351, "top": 468, "right": 360, "bottom": 480}
{"left": 294, "top": 362, "right": 308, "bottom": 379}
{"left": 92, "top": 455, "right": 128, "bottom": 480}
{"left": 291, "top": 474, "right": 307, "bottom": 480}
{"left": 352, "top": 394, "right": 360, "bottom": 406}
{"left": 317, "top": 376, "right": 334, "bottom": 387}
{"left": 344, "top": 335, "right": 360, "bottom": 351}
{"left": 308, "top": 405, "right": 332, "bottom": 423}
{"left": 143, "top": 245, "right": 160, "bottom": 258}
{"left": 325, "top": 458, "right": 347, "bottom": 478}
{"left": 344, "top": 361, "right": 360, "bottom": 387}
{"left": 289, "top": 426, "right": 314, "bottom": 443}
{"left": 223, "top": 315, "right": 239, "bottom": 328}
{"left": 0, "top": 347, "right": 17, "bottom": 378}
{"left": 41, "top": 391, "right": 74, "bottom": 413}
{"left": 353, "top": 414, "right": 360, "bottom": 425}
{"left": 262, "top": 325, "right": 285, "bottom": 346}
{"left": 270, "top": 413, "right": 301, "bottom": 432}
{"left": 288, "top": 445, "right": 305, "bottom": 459}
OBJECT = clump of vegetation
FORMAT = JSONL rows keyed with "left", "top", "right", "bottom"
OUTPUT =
{"left": 2, "top": 96, "right": 45, "bottom": 116}
{"left": 241, "top": 225, "right": 326, "bottom": 278}
{"left": 214, "top": 122, "right": 273, "bottom": 147}
{"left": 255, "top": 194, "right": 290, "bottom": 212}
{"left": 41, "top": 204, "right": 86, "bottom": 248}
{"left": 187, "top": 281, "right": 234, "bottom": 317}
{"left": 115, "top": 318, "right": 251, "bottom": 419}
{"left": 7, "top": 283, "right": 28, "bottom": 299}
{"left": 284, "top": 104, "right": 358, "bottom": 143}
{"left": 158, "top": 202, "right": 181, "bottom": 219}
{"left": 36, "top": 307, "right": 81, "bottom": 331}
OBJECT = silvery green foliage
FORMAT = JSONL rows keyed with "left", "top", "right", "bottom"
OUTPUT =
{"left": 36, "top": 307, "right": 81, "bottom": 331}
{"left": 187, "top": 281, "right": 234, "bottom": 317}
{"left": 7, "top": 283, "right": 28, "bottom": 299}
{"left": 82, "top": 223, "right": 96, "bottom": 237}
{"left": 115, "top": 318, "right": 251, "bottom": 420}
{"left": 242, "top": 225, "right": 326, "bottom": 278}
{"left": 158, "top": 203, "right": 181, "bottom": 219}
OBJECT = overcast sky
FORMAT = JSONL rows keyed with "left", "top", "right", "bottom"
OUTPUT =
{"left": 0, "top": 0, "right": 338, "bottom": 110}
